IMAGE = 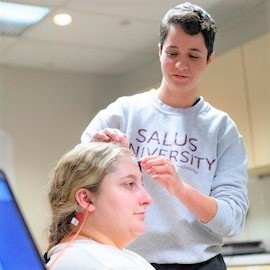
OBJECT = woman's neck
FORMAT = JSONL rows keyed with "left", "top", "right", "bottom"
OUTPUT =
{"left": 156, "top": 86, "right": 199, "bottom": 108}
{"left": 75, "top": 230, "right": 126, "bottom": 250}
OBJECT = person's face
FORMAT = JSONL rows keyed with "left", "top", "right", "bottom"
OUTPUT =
{"left": 159, "top": 24, "right": 212, "bottom": 96}
{"left": 89, "top": 155, "right": 152, "bottom": 249}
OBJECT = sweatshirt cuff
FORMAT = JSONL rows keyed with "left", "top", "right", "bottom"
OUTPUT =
{"left": 203, "top": 199, "right": 233, "bottom": 236}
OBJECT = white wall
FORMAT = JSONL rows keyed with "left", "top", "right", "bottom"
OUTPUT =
{"left": 0, "top": 67, "right": 3, "bottom": 126}
{"left": 120, "top": 59, "right": 161, "bottom": 95}
{"left": 0, "top": 130, "right": 16, "bottom": 188}
{"left": 0, "top": 66, "right": 121, "bottom": 252}
{"left": 225, "top": 175, "right": 270, "bottom": 247}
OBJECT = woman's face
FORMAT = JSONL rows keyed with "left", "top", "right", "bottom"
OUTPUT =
{"left": 159, "top": 24, "right": 212, "bottom": 98}
{"left": 89, "top": 155, "right": 152, "bottom": 249}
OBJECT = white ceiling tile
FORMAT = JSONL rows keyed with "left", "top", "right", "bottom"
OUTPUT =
{"left": 0, "top": 0, "right": 269, "bottom": 75}
{"left": 0, "top": 36, "right": 18, "bottom": 54}
{"left": 66, "top": 0, "right": 181, "bottom": 21}
{"left": 23, "top": 8, "right": 159, "bottom": 53}
{"left": 7, "top": 0, "right": 68, "bottom": 6}
{"left": 0, "top": 39, "right": 155, "bottom": 74}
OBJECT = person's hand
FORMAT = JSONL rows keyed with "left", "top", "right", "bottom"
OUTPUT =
{"left": 141, "top": 156, "right": 217, "bottom": 222}
{"left": 92, "top": 128, "right": 128, "bottom": 147}
{"left": 140, "top": 155, "right": 185, "bottom": 196}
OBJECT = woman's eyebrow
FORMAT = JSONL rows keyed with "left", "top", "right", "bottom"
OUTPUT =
{"left": 120, "top": 175, "right": 137, "bottom": 180}
{"left": 190, "top": 48, "right": 203, "bottom": 53}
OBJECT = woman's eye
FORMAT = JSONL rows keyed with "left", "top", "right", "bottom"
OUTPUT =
{"left": 189, "top": 54, "right": 199, "bottom": 59}
{"left": 126, "top": 182, "right": 135, "bottom": 189}
{"left": 166, "top": 52, "right": 178, "bottom": 57}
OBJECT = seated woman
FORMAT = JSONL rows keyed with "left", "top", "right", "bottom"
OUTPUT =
{"left": 45, "top": 142, "right": 154, "bottom": 270}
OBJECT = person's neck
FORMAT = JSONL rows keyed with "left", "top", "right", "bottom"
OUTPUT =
{"left": 76, "top": 230, "right": 125, "bottom": 250}
{"left": 156, "top": 86, "right": 199, "bottom": 108}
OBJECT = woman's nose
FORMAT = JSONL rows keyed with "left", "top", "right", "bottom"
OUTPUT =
{"left": 139, "top": 187, "right": 153, "bottom": 206}
{"left": 175, "top": 60, "right": 188, "bottom": 71}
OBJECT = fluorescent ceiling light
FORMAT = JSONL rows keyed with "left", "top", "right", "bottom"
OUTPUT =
{"left": 0, "top": 1, "right": 50, "bottom": 24}
{"left": 0, "top": 1, "right": 50, "bottom": 36}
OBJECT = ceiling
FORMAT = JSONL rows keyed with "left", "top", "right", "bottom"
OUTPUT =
{"left": 0, "top": 0, "right": 269, "bottom": 75}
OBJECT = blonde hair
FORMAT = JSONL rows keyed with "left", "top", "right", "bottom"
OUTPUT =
{"left": 47, "top": 142, "right": 133, "bottom": 251}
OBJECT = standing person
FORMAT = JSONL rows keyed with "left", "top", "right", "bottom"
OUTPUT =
{"left": 45, "top": 142, "right": 154, "bottom": 270}
{"left": 81, "top": 2, "right": 248, "bottom": 269}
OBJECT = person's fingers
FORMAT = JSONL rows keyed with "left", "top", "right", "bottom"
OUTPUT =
{"left": 119, "top": 136, "right": 129, "bottom": 147}
{"left": 141, "top": 156, "right": 170, "bottom": 170}
{"left": 92, "top": 130, "right": 111, "bottom": 141}
{"left": 102, "top": 128, "right": 122, "bottom": 141}
{"left": 92, "top": 129, "right": 128, "bottom": 147}
{"left": 148, "top": 163, "right": 172, "bottom": 174}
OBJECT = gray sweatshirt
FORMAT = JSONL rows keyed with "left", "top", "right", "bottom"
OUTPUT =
{"left": 81, "top": 89, "right": 249, "bottom": 264}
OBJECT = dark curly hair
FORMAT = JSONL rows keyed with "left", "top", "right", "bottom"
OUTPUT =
{"left": 159, "top": 2, "right": 217, "bottom": 60}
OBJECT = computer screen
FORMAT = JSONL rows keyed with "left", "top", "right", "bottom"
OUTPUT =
{"left": 0, "top": 170, "right": 45, "bottom": 270}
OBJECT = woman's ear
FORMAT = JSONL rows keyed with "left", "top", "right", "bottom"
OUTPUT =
{"left": 75, "top": 188, "right": 95, "bottom": 212}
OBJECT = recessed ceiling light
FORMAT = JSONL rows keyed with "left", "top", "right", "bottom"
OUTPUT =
{"left": 53, "top": 14, "right": 72, "bottom": 26}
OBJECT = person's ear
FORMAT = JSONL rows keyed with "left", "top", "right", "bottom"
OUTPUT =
{"left": 75, "top": 188, "right": 95, "bottom": 212}
{"left": 207, "top": 51, "right": 215, "bottom": 65}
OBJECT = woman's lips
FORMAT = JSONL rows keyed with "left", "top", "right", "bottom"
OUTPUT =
{"left": 134, "top": 212, "right": 146, "bottom": 219}
{"left": 173, "top": 73, "right": 190, "bottom": 78}
{"left": 172, "top": 74, "right": 190, "bottom": 81}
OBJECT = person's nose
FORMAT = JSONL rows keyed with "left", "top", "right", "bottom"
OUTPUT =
{"left": 175, "top": 58, "right": 188, "bottom": 71}
{"left": 139, "top": 186, "right": 153, "bottom": 206}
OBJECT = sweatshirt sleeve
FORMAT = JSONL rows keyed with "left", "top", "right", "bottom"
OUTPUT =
{"left": 204, "top": 120, "right": 249, "bottom": 237}
{"left": 81, "top": 98, "right": 126, "bottom": 144}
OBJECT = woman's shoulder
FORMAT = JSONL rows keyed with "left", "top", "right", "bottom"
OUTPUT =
{"left": 203, "top": 99, "right": 237, "bottom": 126}
{"left": 104, "top": 89, "right": 155, "bottom": 116}
{"left": 46, "top": 241, "right": 105, "bottom": 269}
{"left": 47, "top": 241, "right": 154, "bottom": 270}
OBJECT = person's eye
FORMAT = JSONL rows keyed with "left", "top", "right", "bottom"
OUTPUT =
{"left": 126, "top": 182, "right": 135, "bottom": 189}
{"left": 189, "top": 54, "right": 200, "bottom": 59}
{"left": 166, "top": 52, "right": 178, "bottom": 57}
